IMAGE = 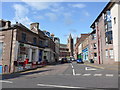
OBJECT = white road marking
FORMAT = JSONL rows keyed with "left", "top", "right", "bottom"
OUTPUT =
{"left": 85, "top": 67, "right": 97, "bottom": 71}
{"left": 75, "top": 74, "right": 81, "bottom": 76}
{"left": 37, "top": 84, "right": 85, "bottom": 88}
{"left": 94, "top": 74, "right": 102, "bottom": 76}
{"left": 71, "top": 64, "right": 74, "bottom": 69}
{"left": 106, "top": 74, "right": 114, "bottom": 77}
{"left": 71, "top": 63, "right": 75, "bottom": 76}
{"left": 0, "top": 80, "right": 13, "bottom": 83}
{"left": 65, "top": 74, "right": 71, "bottom": 75}
{"left": 72, "top": 69, "right": 76, "bottom": 76}
{"left": 82, "top": 74, "right": 91, "bottom": 76}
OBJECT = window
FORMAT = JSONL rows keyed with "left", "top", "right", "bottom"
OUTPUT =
{"left": 39, "top": 40, "right": 43, "bottom": 47}
{"left": 107, "top": 21, "right": 112, "bottom": 31}
{"left": 33, "top": 37, "right": 37, "bottom": 45}
{"left": 0, "top": 42, "right": 3, "bottom": 60}
{"left": 22, "top": 33, "right": 26, "bottom": 42}
{"left": 93, "top": 43, "right": 97, "bottom": 49}
{"left": 94, "top": 53, "right": 97, "bottom": 57}
{"left": 91, "top": 34, "right": 96, "bottom": 40}
{"left": 109, "top": 49, "right": 114, "bottom": 59}
{"left": 105, "top": 49, "right": 108, "bottom": 58}
{"left": 105, "top": 31, "right": 113, "bottom": 44}
{"left": 45, "top": 40, "right": 48, "bottom": 47}
{"left": 114, "top": 17, "right": 116, "bottom": 24}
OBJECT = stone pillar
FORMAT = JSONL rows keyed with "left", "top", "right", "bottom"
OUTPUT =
{"left": 28, "top": 48, "right": 32, "bottom": 62}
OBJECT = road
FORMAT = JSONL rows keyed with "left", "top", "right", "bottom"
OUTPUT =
{"left": 1, "top": 62, "right": 119, "bottom": 89}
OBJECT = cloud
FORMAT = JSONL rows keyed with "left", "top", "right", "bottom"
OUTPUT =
{"left": 63, "top": 13, "right": 74, "bottom": 25}
{"left": 13, "top": 4, "right": 29, "bottom": 17}
{"left": 69, "top": 29, "right": 77, "bottom": 33}
{"left": 21, "top": 0, "right": 57, "bottom": 11}
{"left": 50, "top": 3, "right": 64, "bottom": 13}
{"left": 45, "top": 12, "right": 57, "bottom": 21}
{"left": 35, "top": 16, "right": 44, "bottom": 20}
{"left": 12, "top": 4, "right": 32, "bottom": 26}
{"left": 84, "top": 11, "right": 90, "bottom": 16}
{"left": 64, "top": 19, "right": 74, "bottom": 25}
{"left": 70, "top": 3, "right": 86, "bottom": 8}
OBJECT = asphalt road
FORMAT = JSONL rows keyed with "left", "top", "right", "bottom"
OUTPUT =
{"left": 1, "top": 62, "right": 120, "bottom": 89}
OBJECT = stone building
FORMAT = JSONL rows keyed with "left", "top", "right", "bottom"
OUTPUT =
{"left": 59, "top": 44, "right": 70, "bottom": 60}
{"left": 74, "top": 34, "right": 89, "bottom": 60}
{"left": 88, "top": 30, "right": 97, "bottom": 63}
{"left": 67, "top": 34, "right": 74, "bottom": 57}
{"left": 0, "top": 20, "right": 59, "bottom": 74}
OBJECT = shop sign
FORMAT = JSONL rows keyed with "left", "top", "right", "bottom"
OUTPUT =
{"left": 0, "top": 65, "right": 2, "bottom": 74}
{"left": 25, "top": 64, "right": 31, "bottom": 69}
{"left": 20, "top": 46, "right": 28, "bottom": 54}
{"left": 18, "top": 66, "right": 23, "bottom": 71}
{"left": 20, "top": 43, "right": 24, "bottom": 47}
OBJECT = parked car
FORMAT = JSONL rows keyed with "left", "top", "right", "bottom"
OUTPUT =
{"left": 76, "top": 59, "right": 84, "bottom": 64}
{"left": 61, "top": 58, "right": 68, "bottom": 63}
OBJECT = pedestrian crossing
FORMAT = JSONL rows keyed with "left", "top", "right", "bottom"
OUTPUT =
{"left": 58, "top": 73, "right": 120, "bottom": 77}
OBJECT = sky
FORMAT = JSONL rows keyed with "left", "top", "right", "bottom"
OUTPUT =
{"left": 1, "top": 1, "right": 108, "bottom": 44}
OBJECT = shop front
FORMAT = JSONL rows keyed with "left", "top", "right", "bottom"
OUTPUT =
{"left": 0, "top": 42, "right": 3, "bottom": 74}
{"left": 14, "top": 43, "right": 39, "bottom": 72}
{"left": 82, "top": 48, "right": 89, "bottom": 61}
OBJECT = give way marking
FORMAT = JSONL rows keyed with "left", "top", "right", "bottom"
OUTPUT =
{"left": 37, "top": 84, "right": 85, "bottom": 89}
{"left": 0, "top": 80, "right": 13, "bottom": 83}
{"left": 85, "top": 67, "right": 97, "bottom": 71}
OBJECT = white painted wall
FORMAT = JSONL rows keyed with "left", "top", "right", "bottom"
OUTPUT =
{"left": 78, "top": 43, "right": 82, "bottom": 54}
{"left": 111, "top": 2, "right": 120, "bottom": 62}
{"left": 118, "top": 2, "right": 120, "bottom": 62}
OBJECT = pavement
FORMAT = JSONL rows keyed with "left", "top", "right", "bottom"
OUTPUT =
{"left": 1, "top": 62, "right": 120, "bottom": 89}
{"left": 84, "top": 62, "right": 119, "bottom": 71}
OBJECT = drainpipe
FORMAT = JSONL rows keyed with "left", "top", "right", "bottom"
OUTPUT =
{"left": 96, "top": 22, "right": 101, "bottom": 64}
{"left": 9, "top": 29, "right": 14, "bottom": 73}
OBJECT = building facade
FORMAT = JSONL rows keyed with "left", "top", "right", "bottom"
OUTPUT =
{"left": 67, "top": 34, "right": 74, "bottom": 57}
{"left": 59, "top": 44, "right": 70, "bottom": 60}
{"left": 88, "top": 30, "right": 97, "bottom": 63}
{"left": 74, "top": 34, "right": 89, "bottom": 60}
{"left": 90, "top": 1, "right": 120, "bottom": 64}
{"left": 0, "top": 20, "right": 59, "bottom": 74}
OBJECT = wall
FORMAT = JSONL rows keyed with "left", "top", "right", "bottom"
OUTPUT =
{"left": 111, "top": 2, "right": 120, "bottom": 62}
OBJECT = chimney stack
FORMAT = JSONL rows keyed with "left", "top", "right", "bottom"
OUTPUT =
{"left": 30, "top": 23, "right": 39, "bottom": 30}
{"left": 5, "top": 21, "right": 11, "bottom": 28}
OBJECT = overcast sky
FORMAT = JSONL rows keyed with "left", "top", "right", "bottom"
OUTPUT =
{"left": 2, "top": 1, "right": 108, "bottom": 44}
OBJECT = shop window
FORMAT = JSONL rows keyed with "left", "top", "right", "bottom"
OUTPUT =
{"left": 32, "top": 49, "right": 35, "bottom": 61}
{"left": 109, "top": 49, "right": 114, "bottom": 59}
{"left": 105, "top": 49, "right": 108, "bottom": 58}
{"left": 22, "top": 33, "right": 26, "bottom": 42}
{"left": 0, "top": 42, "right": 3, "bottom": 60}
{"left": 4, "top": 65, "right": 8, "bottom": 73}
{"left": 33, "top": 37, "right": 37, "bottom": 45}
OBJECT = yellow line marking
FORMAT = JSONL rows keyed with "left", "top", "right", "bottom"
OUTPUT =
{"left": 85, "top": 64, "right": 104, "bottom": 69}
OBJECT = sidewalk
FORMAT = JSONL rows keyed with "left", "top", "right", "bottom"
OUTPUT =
{"left": 84, "top": 62, "right": 120, "bottom": 71}
{"left": 2, "top": 62, "right": 60, "bottom": 80}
